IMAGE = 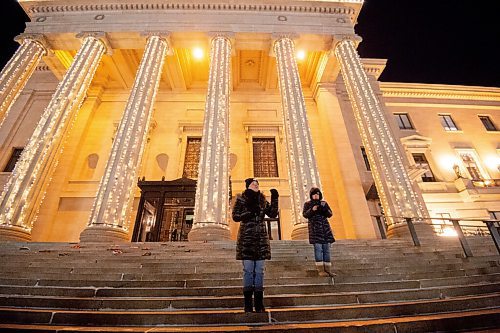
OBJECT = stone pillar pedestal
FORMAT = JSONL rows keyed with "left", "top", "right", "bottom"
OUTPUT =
{"left": 0, "top": 33, "right": 106, "bottom": 240}
{"left": 188, "top": 224, "right": 232, "bottom": 241}
{"left": 189, "top": 34, "right": 232, "bottom": 241}
{"left": 273, "top": 36, "right": 322, "bottom": 240}
{"left": 79, "top": 225, "right": 129, "bottom": 243}
{"left": 334, "top": 37, "right": 430, "bottom": 230}
{"left": 0, "top": 226, "right": 32, "bottom": 242}
{"left": 80, "top": 34, "right": 170, "bottom": 243}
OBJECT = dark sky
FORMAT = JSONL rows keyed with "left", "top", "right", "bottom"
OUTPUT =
{"left": 1, "top": 0, "right": 499, "bottom": 87}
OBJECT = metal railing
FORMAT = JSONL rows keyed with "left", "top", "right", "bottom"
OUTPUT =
{"left": 371, "top": 215, "right": 500, "bottom": 257}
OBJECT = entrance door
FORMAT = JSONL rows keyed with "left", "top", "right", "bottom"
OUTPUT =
{"left": 132, "top": 178, "right": 196, "bottom": 242}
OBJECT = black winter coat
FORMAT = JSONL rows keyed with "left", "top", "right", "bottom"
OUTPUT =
{"left": 303, "top": 200, "right": 335, "bottom": 244}
{"left": 232, "top": 189, "right": 279, "bottom": 260}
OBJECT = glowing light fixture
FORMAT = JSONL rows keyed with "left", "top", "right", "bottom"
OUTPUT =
{"left": 193, "top": 47, "right": 204, "bottom": 60}
{"left": 296, "top": 50, "right": 306, "bottom": 60}
{"left": 439, "top": 227, "right": 458, "bottom": 237}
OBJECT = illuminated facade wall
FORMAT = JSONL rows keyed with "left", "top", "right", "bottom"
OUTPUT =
{"left": 0, "top": 0, "right": 498, "bottom": 242}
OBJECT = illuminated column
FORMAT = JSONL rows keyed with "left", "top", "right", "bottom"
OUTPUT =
{"left": 0, "top": 34, "right": 48, "bottom": 126}
{"left": 189, "top": 35, "right": 232, "bottom": 241}
{"left": 80, "top": 35, "right": 170, "bottom": 242}
{"left": 274, "top": 36, "right": 322, "bottom": 240}
{"left": 0, "top": 33, "right": 106, "bottom": 241}
{"left": 334, "top": 37, "right": 430, "bottom": 233}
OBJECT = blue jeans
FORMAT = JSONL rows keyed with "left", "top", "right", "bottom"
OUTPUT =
{"left": 242, "top": 260, "right": 265, "bottom": 291}
{"left": 313, "top": 243, "right": 331, "bottom": 262}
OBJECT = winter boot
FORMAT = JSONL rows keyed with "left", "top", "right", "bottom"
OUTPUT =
{"left": 254, "top": 290, "right": 266, "bottom": 312}
{"left": 315, "top": 262, "right": 328, "bottom": 277}
{"left": 243, "top": 290, "right": 253, "bottom": 312}
{"left": 323, "top": 262, "right": 337, "bottom": 277}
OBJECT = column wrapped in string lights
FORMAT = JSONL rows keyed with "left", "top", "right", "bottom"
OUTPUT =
{"left": 0, "top": 33, "right": 48, "bottom": 126}
{"left": 189, "top": 35, "right": 232, "bottom": 241}
{"left": 335, "top": 38, "right": 429, "bottom": 230}
{"left": 80, "top": 35, "right": 170, "bottom": 242}
{"left": 0, "top": 33, "right": 106, "bottom": 241}
{"left": 274, "top": 36, "right": 322, "bottom": 240}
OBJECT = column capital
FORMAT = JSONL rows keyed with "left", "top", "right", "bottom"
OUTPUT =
{"left": 14, "top": 33, "right": 50, "bottom": 56}
{"left": 269, "top": 33, "right": 299, "bottom": 57}
{"left": 207, "top": 32, "right": 235, "bottom": 55}
{"left": 76, "top": 31, "right": 113, "bottom": 55}
{"left": 140, "top": 32, "right": 173, "bottom": 55}
{"left": 331, "top": 34, "right": 362, "bottom": 52}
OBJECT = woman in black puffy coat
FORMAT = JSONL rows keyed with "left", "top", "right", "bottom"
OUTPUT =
{"left": 302, "top": 187, "right": 335, "bottom": 277}
{"left": 232, "top": 178, "right": 279, "bottom": 313}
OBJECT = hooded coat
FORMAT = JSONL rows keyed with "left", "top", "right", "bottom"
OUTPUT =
{"left": 302, "top": 187, "right": 335, "bottom": 244}
{"left": 232, "top": 189, "right": 279, "bottom": 260}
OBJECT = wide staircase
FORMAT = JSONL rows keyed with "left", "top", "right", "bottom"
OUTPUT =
{"left": 0, "top": 238, "right": 499, "bottom": 332}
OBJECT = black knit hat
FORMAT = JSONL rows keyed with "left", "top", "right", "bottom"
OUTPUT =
{"left": 245, "top": 178, "right": 258, "bottom": 189}
{"left": 309, "top": 187, "right": 323, "bottom": 200}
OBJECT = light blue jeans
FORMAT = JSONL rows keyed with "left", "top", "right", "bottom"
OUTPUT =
{"left": 242, "top": 260, "right": 265, "bottom": 291}
{"left": 313, "top": 243, "right": 331, "bottom": 262}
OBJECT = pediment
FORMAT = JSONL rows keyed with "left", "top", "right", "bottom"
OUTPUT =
{"left": 400, "top": 135, "right": 432, "bottom": 149}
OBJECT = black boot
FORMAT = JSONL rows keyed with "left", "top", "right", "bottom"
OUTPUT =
{"left": 254, "top": 290, "right": 265, "bottom": 313}
{"left": 243, "top": 290, "right": 253, "bottom": 313}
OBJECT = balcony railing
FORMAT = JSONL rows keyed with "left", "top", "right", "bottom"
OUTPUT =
{"left": 372, "top": 215, "right": 500, "bottom": 258}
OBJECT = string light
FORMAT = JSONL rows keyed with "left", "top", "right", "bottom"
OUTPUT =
{"left": 335, "top": 39, "right": 428, "bottom": 227}
{"left": 274, "top": 36, "right": 322, "bottom": 231}
{"left": 0, "top": 34, "right": 47, "bottom": 128}
{"left": 191, "top": 35, "right": 231, "bottom": 236}
{"left": 0, "top": 35, "right": 106, "bottom": 237}
{"left": 86, "top": 35, "right": 169, "bottom": 234}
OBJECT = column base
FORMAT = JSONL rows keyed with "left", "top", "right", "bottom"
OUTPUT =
{"left": 188, "top": 224, "right": 231, "bottom": 241}
{"left": 79, "top": 225, "right": 129, "bottom": 243}
{"left": 291, "top": 224, "right": 309, "bottom": 240}
{"left": 386, "top": 222, "right": 437, "bottom": 240}
{"left": 0, "top": 225, "right": 32, "bottom": 242}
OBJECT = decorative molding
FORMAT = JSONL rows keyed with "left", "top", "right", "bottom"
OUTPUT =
{"left": 25, "top": 3, "right": 359, "bottom": 16}
{"left": 243, "top": 122, "right": 284, "bottom": 143}
{"left": 380, "top": 82, "right": 500, "bottom": 102}
{"left": 178, "top": 121, "right": 203, "bottom": 142}
{"left": 360, "top": 58, "right": 387, "bottom": 80}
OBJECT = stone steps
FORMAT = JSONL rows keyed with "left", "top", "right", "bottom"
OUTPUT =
{"left": 0, "top": 239, "right": 499, "bottom": 332}
{"left": 1, "top": 282, "right": 499, "bottom": 310}
{"left": 1, "top": 293, "right": 499, "bottom": 326}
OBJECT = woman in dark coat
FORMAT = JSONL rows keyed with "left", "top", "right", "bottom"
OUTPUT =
{"left": 232, "top": 178, "right": 279, "bottom": 313}
{"left": 302, "top": 187, "right": 335, "bottom": 277}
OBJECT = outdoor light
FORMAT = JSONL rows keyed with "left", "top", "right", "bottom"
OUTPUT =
{"left": 296, "top": 50, "right": 306, "bottom": 60}
{"left": 440, "top": 226, "right": 458, "bottom": 237}
{"left": 193, "top": 47, "right": 204, "bottom": 59}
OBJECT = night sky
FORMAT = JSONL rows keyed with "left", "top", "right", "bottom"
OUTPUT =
{"left": 1, "top": 0, "right": 499, "bottom": 87}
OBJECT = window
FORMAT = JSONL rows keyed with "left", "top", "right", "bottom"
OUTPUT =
{"left": 3, "top": 148, "right": 23, "bottom": 172}
{"left": 479, "top": 116, "right": 497, "bottom": 131}
{"left": 182, "top": 137, "right": 201, "bottom": 179}
{"left": 361, "top": 147, "right": 371, "bottom": 171}
{"left": 489, "top": 211, "right": 500, "bottom": 220}
{"left": 439, "top": 115, "right": 459, "bottom": 131}
{"left": 394, "top": 113, "right": 414, "bottom": 130}
{"left": 252, "top": 138, "right": 278, "bottom": 178}
{"left": 458, "top": 151, "right": 486, "bottom": 180}
{"left": 412, "top": 153, "right": 436, "bottom": 182}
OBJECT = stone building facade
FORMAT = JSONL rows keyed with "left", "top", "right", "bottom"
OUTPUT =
{"left": 0, "top": 0, "right": 498, "bottom": 243}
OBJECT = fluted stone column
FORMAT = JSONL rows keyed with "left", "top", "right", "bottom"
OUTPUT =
{"left": 273, "top": 36, "right": 322, "bottom": 240}
{"left": 0, "top": 34, "right": 48, "bottom": 126}
{"left": 80, "top": 35, "right": 170, "bottom": 243}
{"left": 0, "top": 33, "right": 107, "bottom": 241}
{"left": 188, "top": 35, "right": 232, "bottom": 241}
{"left": 334, "top": 37, "right": 430, "bottom": 235}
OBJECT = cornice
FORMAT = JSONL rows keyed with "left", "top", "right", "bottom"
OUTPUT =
{"left": 23, "top": 2, "right": 358, "bottom": 17}
{"left": 380, "top": 82, "right": 500, "bottom": 102}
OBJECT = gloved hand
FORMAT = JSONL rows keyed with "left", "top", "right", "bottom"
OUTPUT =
{"left": 270, "top": 188, "right": 279, "bottom": 199}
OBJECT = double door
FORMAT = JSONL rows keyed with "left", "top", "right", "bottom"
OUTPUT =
{"left": 132, "top": 178, "right": 196, "bottom": 242}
